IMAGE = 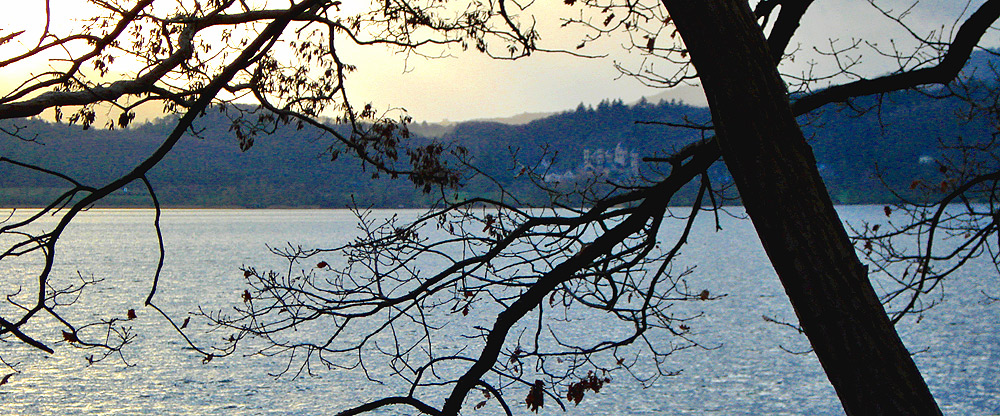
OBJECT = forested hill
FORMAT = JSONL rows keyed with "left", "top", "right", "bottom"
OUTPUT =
{"left": 1, "top": 86, "right": 996, "bottom": 208}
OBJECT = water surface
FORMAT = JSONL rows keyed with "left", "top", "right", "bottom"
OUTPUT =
{"left": 0, "top": 207, "right": 997, "bottom": 415}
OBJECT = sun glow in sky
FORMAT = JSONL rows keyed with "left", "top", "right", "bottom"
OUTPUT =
{"left": 0, "top": 0, "right": 995, "bottom": 123}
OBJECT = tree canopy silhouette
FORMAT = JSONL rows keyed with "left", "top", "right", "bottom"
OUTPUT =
{"left": 2, "top": 1, "right": 1000, "bottom": 415}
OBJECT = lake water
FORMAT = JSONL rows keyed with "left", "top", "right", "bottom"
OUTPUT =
{"left": 0, "top": 207, "right": 997, "bottom": 415}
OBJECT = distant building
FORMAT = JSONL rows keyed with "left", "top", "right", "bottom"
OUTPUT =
{"left": 540, "top": 143, "right": 642, "bottom": 183}
{"left": 567, "top": 143, "right": 641, "bottom": 180}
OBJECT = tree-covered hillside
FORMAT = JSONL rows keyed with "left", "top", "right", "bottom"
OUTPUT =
{"left": 1, "top": 86, "right": 996, "bottom": 208}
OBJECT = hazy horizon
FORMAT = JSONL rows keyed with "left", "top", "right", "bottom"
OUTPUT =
{"left": 2, "top": 0, "right": 996, "bottom": 124}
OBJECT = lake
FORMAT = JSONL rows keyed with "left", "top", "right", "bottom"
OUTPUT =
{"left": 0, "top": 207, "right": 997, "bottom": 415}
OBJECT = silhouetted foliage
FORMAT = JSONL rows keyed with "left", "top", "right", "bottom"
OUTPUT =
{"left": 2, "top": 1, "right": 1000, "bottom": 415}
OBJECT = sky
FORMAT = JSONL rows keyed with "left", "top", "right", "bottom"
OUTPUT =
{"left": 0, "top": 0, "right": 995, "bottom": 123}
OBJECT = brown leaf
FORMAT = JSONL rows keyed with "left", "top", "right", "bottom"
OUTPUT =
{"left": 127, "top": 309, "right": 137, "bottom": 320}
{"left": 243, "top": 269, "right": 253, "bottom": 277}
{"left": 566, "top": 373, "right": 609, "bottom": 406}
{"left": 567, "top": 384, "right": 583, "bottom": 405}
{"left": 699, "top": 289, "right": 710, "bottom": 300}
{"left": 0, "top": 373, "right": 13, "bottom": 386}
{"left": 526, "top": 380, "right": 544, "bottom": 412}
{"left": 117, "top": 111, "right": 135, "bottom": 128}
{"left": 62, "top": 331, "right": 79, "bottom": 343}
{"left": 180, "top": 317, "right": 190, "bottom": 329}
{"left": 483, "top": 214, "right": 496, "bottom": 232}
{"left": 242, "top": 289, "right": 252, "bottom": 302}
{"left": 509, "top": 348, "right": 521, "bottom": 363}
{"left": 317, "top": 261, "right": 328, "bottom": 269}
{"left": 884, "top": 206, "right": 892, "bottom": 217}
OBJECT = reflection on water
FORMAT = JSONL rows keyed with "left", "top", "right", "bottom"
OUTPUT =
{"left": 0, "top": 207, "right": 997, "bottom": 415}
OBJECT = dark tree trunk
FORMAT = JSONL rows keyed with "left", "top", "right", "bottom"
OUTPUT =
{"left": 659, "top": 0, "right": 942, "bottom": 414}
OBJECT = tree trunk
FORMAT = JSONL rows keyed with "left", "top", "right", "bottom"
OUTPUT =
{"left": 659, "top": 1, "right": 942, "bottom": 414}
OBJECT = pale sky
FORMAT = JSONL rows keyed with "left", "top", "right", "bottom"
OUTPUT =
{"left": 0, "top": 0, "right": 995, "bottom": 123}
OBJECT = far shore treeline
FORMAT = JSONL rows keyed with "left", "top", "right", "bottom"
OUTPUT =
{"left": 2, "top": 84, "right": 996, "bottom": 209}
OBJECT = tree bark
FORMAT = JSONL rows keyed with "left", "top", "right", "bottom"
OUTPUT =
{"left": 659, "top": 1, "right": 942, "bottom": 414}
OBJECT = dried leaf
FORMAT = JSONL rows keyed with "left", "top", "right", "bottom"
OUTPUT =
{"left": 127, "top": 309, "right": 137, "bottom": 320}
{"left": 566, "top": 372, "right": 609, "bottom": 406}
{"left": 510, "top": 347, "right": 522, "bottom": 363}
{"left": 526, "top": 380, "right": 544, "bottom": 412}
{"left": 117, "top": 111, "right": 134, "bottom": 128}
